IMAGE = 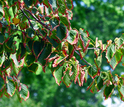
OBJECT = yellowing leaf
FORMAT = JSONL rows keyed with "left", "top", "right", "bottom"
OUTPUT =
{"left": 12, "top": 18, "right": 20, "bottom": 25}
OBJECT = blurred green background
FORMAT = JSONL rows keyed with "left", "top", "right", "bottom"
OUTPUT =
{"left": 1, "top": 0, "right": 124, "bottom": 107}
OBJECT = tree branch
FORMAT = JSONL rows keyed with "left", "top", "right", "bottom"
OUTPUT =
{"left": 24, "top": 9, "right": 52, "bottom": 31}
{"left": 74, "top": 50, "right": 91, "bottom": 66}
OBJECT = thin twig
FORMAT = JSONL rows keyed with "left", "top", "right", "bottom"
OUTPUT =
{"left": 74, "top": 50, "right": 91, "bottom": 66}
{"left": 25, "top": 9, "right": 51, "bottom": 31}
{"left": 20, "top": 8, "right": 34, "bottom": 30}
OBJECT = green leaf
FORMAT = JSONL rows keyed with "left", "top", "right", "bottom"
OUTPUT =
{"left": 38, "top": 44, "right": 52, "bottom": 65}
{"left": 88, "top": 65, "right": 98, "bottom": 78}
{"left": 7, "top": 0, "right": 18, "bottom": 6}
{"left": 0, "top": 44, "right": 4, "bottom": 53}
{"left": 0, "top": 1, "right": 4, "bottom": 19}
{"left": 19, "top": 83, "right": 29, "bottom": 101}
{"left": 65, "top": 0, "right": 73, "bottom": 10}
{"left": 24, "top": 0, "right": 33, "bottom": 7}
{"left": 57, "top": 0, "right": 66, "bottom": 14}
{"left": 106, "top": 44, "right": 116, "bottom": 62}
{"left": 1, "top": 59, "right": 12, "bottom": 72}
{"left": 104, "top": 84, "right": 114, "bottom": 99}
{"left": 28, "top": 63, "right": 38, "bottom": 73}
{"left": 63, "top": 69, "right": 72, "bottom": 87}
{"left": 94, "top": 55, "right": 102, "bottom": 68}
{"left": 53, "top": 66, "right": 63, "bottom": 85}
{"left": 67, "top": 29, "right": 78, "bottom": 45}
{"left": 0, "top": 33, "right": 4, "bottom": 44}
{"left": 50, "top": 17, "right": 59, "bottom": 29}
{"left": 119, "top": 85, "right": 124, "bottom": 97}
{"left": 6, "top": 77, "right": 16, "bottom": 97}
{"left": 59, "top": 16, "right": 70, "bottom": 27}
{"left": 0, "top": 76, "right": 5, "bottom": 91}
{"left": 109, "top": 49, "right": 123, "bottom": 69}
{"left": 16, "top": 43, "right": 26, "bottom": 61}
{"left": 49, "top": 0, "right": 57, "bottom": 12}
{"left": 33, "top": 40, "right": 44, "bottom": 57}
{"left": 25, "top": 54, "right": 35, "bottom": 66}
{"left": 56, "top": 23, "right": 66, "bottom": 41}
{"left": 26, "top": 28, "right": 35, "bottom": 38}
{"left": 95, "top": 76, "right": 103, "bottom": 91}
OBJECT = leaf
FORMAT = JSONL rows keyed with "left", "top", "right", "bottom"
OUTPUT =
{"left": 106, "top": 44, "right": 116, "bottom": 62}
{"left": 59, "top": 15, "right": 70, "bottom": 27}
{"left": 53, "top": 55, "right": 68, "bottom": 67}
{"left": 12, "top": 17, "right": 20, "bottom": 25}
{"left": 53, "top": 66, "right": 63, "bottom": 85}
{"left": 25, "top": 54, "right": 36, "bottom": 66}
{"left": 16, "top": 43, "right": 26, "bottom": 61}
{"left": 1, "top": 59, "right": 12, "bottom": 72}
{"left": 119, "top": 85, "right": 124, "bottom": 98}
{"left": 0, "top": 1, "right": 4, "bottom": 20}
{"left": 48, "top": 0, "right": 57, "bottom": 12}
{"left": 33, "top": 40, "right": 44, "bottom": 57}
{"left": 67, "top": 29, "right": 78, "bottom": 45}
{"left": 57, "top": 0, "right": 66, "bottom": 14}
{"left": 95, "top": 76, "right": 103, "bottom": 91}
{"left": 109, "top": 49, "right": 123, "bottom": 69}
{"left": 24, "top": 0, "right": 33, "bottom": 7}
{"left": 26, "top": 28, "right": 35, "bottom": 38}
{"left": 38, "top": 44, "right": 52, "bottom": 66}
{"left": 104, "top": 84, "right": 114, "bottom": 99}
{"left": 0, "top": 33, "right": 4, "bottom": 44}
{"left": 28, "top": 63, "right": 38, "bottom": 73}
{"left": 63, "top": 68, "right": 72, "bottom": 87}
{"left": 65, "top": 0, "right": 73, "bottom": 10}
{"left": 56, "top": 23, "right": 67, "bottom": 41}
{"left": 88, "top": 65, "right": 98, "bottom": 78}
{"left": 6, "top": 77, "right": 16, "bottom": 97}
{"left": 0, "top": 76, "right": 5, "bottom": 91}
{"left": 50, "top": 17, "right": 59, "bottom": 29}
{"left": 19, "top": 83, "right": 29, "bottom": 101}
{"left": 94, "top": 55, "right": 102, "bottom": 68}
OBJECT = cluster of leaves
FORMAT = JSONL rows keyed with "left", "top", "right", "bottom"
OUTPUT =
{"left": 0, "top": 0, "right": 124, "bottom": 102}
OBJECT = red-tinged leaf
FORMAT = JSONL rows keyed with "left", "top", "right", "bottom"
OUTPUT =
{"left": 28, "top": 63, "right": 38, "bottom": 73}
{"left": 56, "top": 23, "right": 67, "bottom": 41}
{"left": 65, "top": 0, "right": 73, "bottom": 10}
{"left": 67, "top": 29, "right": 78, "bottom": 45}
{"left": 1, "top": 59, "right": 12, "bottom": 72}
{"left": 52, "top": 55, "right": 68, "bottom": 67}
{"left": 114, "top": 37, "right": 124, "bottom": 48}
{"left": 38, "top": 43, "right": 52, "bottom": 66}
{"left": 16, "top": 43, "right": 26, "bottom": 61}
{"left": 53, "top": 66, "right": 63, "bottom": 85}
{"left": 25, "top": 53, "right": 36, "bottom": 66}
{"left": 62, "top": 68, "right": 72, "bottom": 87}
{"left": 19, "top": 83, "right": 29, "bottom": 101}
{"left": 50, "top": 17, "right": 59, "bottom": 29}
{"left": 109, "top": 49, "right": 123, "bottom": 70}
{"left": 74, "top": 64, "right": 79, "bottom": 83}
{"left": 59, "top": 15, "right": 70, "bottom": 28}
{"left": 6, "top": 77, "right": 16, "bottom": 97}
{"left": 48, "top": 0, "right": 57, "bottom": 12}
{"left": 33, "top": 40, "right": 45, "bottom": 57}
{"left": 119, "top": 85, "right": 124, "bottom": 98}
{"left": 88, "top": 65, "right": 98, "bottom": 79}
{"left": 19, "top": 22, "right": 28, "bottom": 30}
{"left": 95, "top": 76, "right": 104, "bottom": 91}
{"left": 57, "top": 0, "right": 66, "bottom": 14}
{"left": 106, "top": 44, "right": 116, "bottom": 62}
{"left": 79, "top": 29, "right": 90, "bottom": 52}
{"left": 104, "top": 84, "right": 114, "bottom": 99}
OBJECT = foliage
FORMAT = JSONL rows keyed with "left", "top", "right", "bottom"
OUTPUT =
{"left": 0, "top": 0, "right": 124, "bottom": 102}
